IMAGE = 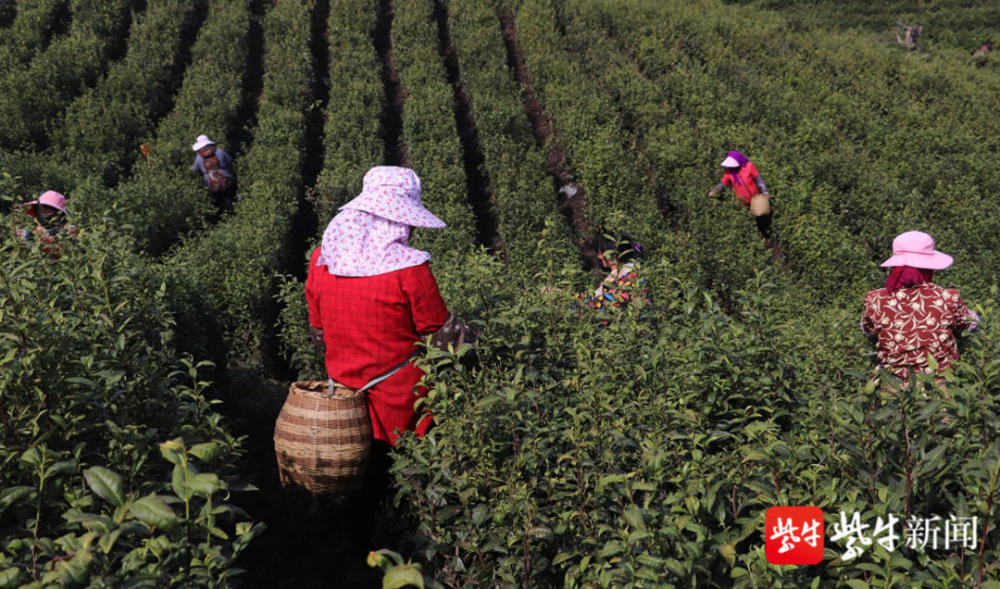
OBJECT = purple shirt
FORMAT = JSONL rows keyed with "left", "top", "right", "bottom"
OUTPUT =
{"left": 191, "top": 148, "right": 234, "bottom": 186}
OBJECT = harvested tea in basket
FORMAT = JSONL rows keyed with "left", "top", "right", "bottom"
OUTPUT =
{"left": 273, "top": 381, "right": 371, "bottom": 495}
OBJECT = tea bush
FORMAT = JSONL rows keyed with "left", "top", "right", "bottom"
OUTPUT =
{"left": 74, "top": 0, "right": 253, "bottom": 255}
{"left": 388, "top": 261, "right": 1000, "bottom": 586}
{"left": 0, "top": 0, "right": 138, "bottom": 154}
{"left": 162, "top": 0, "right": 313, "bottom": 369}
{"left": 0, "top": 217, "right": 260, "bottom": 586}
{"left": 0, "top": 0, "right": 67, "bottom": 73}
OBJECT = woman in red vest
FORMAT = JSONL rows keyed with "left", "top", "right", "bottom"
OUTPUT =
{"left": 707, "top": 150, "right": 772, "bottom": 238}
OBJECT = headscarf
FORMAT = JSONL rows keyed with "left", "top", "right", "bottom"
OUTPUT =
{"left": 885, "top": 266, "right": 934, "bottom": 293}
{"left": 725, "top": 150, "right": 749, "bottom": 186}
{"left": 316, "top": 166, "right": 445, "bottom": 277}
{"left": 316, "top": 208, "right": 431, "bottom": 277}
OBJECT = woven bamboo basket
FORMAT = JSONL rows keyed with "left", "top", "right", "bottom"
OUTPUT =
{"left": 749, "top": 193, "right": 771, "bottom": 217}
{"left": 273, "top": 381, "right": 371, "bottom": 495}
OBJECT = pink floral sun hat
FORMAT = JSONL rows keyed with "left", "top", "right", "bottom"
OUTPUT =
{"left": 880, "top": 231, "right": 953, "bottom": 270}
{"left": 339, "top": 166, "right": 446, "bottom": 228}
{"left": 22, "top": 190, "right": 68, "bottom": 217}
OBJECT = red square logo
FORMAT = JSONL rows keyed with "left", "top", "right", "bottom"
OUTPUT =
{"left": 765, "top": 506, "right": 824, "bottom": 564}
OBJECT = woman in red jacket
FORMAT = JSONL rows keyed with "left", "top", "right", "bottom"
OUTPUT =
{"left": 707, "top": 150, "right": 772, "bottom": 238}
{"left": 861, "top": 231, "right": 979, "bottom": 388}
{"left": 306, "top": 166, "right": 451, "bottom": 447}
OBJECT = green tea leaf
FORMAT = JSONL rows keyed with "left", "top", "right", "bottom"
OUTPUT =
{"left": 188, "top": 442, "right": 221, "bottom": 464}
{"left": 84, "top": 466, "right": 125, "bottom": 507}
{"left": 188, "top": 473, "right": 224, "bottom": 497}
{"left": 129, "top": 495, "right": 179, "bottom": 531}
{"left": 159, "top": 438, "right": 186, "bottom": 466}
{"left": 382, "top": 564, "right": 425, "bottom": 589}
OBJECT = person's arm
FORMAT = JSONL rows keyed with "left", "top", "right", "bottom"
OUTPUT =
{"left": 861, "top": 295, "right": 877, "bottom": 338}
{"left": 754, "top": 174, "right": 769, "bottom": 196}
{"left": 963, "top": 309, "right": 981, "bottom": 333}
{"left": 216, "top": 149, "right": 233, "bottom": 170}
{"left": 950, "top": 291, "right": 980, "bottom": 333}
{"left": 708, "top": 181, "right": 726, "bottom": 198}
{"left": 401, "top": 263, "right": 449, "bottom": 336}
{"left": 305, "top": 249, "right": 325, "bottom": 348}
{"left": 191, "top": 156, "right": 203, "bottom": 175}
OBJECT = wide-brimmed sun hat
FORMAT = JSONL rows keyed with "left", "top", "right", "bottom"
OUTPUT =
{"left": 880, "top": 231, "right": 953, "bottom": 270}
{"left": 191, "top": 134, "right": 216, "bottom": 152}
{"left": 339, "top": 166, "right": 446, "bottom": 228}
{"left": 22, "top": 190, "right": 68, "bottom": 217}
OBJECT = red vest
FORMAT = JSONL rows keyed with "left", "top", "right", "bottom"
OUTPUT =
{"left": 721, "top": 162, "right": 760, "bottom": 204}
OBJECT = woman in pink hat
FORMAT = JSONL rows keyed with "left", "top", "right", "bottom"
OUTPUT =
{"left": 707, "top": 150, "right": 772, "bottom": 238}
{"left": 305, "top": 166, "right": 475, "bottom": 448}
{"left": 302, "top": 166, "right": 476, "bottom": 553}
{"left": 15, "top": 190, "right": 79, "bottom": 256}
{"left": 861, "top": 231, "right": 979, "bottom": 386}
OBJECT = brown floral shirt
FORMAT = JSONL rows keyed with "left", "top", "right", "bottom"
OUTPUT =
{"left": 861, "top": 283, "right": 978, "bottom": 379}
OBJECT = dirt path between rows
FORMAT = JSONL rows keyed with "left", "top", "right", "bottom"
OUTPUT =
{"left": 375, "top": 0, "right": 407, "bottom": 167}
{"left": 497, "top": 7, "right": 590, "bottom": 241}
{"left": 433, "top": 0, "right": 506, "bottom": 257}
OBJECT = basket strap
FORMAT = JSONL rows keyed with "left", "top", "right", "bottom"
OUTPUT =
{"left": 328, "top": 351, "right": 418, "bottom": 397}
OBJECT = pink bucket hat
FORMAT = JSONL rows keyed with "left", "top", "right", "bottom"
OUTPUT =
{"left": 880, "top": 231, "right": 953, "bottom": 270}
{"left": 22, "top": 190, "right": 68, "bottom": 217}
{"left": 339, "top": 166, "right": 446, "bottom": 228}
{"left": 191, "top": 134, "right": 215, "bottom": 152}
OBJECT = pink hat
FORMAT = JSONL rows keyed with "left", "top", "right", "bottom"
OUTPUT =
{"left": 339, "top": 166, "right": 446, "bottom": 228}
{"left": 22, "top": 190, "right": 68, "bottom": 217}
{"left": 191, "top": 134, "right": 215, "bottom": 151}
{"left": 880, "top": 231, "right": 953, "bottom": 270}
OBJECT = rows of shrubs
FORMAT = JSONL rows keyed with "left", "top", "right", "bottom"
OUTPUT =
{"left": 0, "top": 0, "right": 318, "bottom": 584}
{"left": 162, "top": 0, "right": 314, "bottom": 369}
{"left": 392, "top": 0, "right": 479, "bottom": 258}
{"left": 309, "top": 0, "right": 384, "bottom": 224}
{"left": 0, "top": 0, "right": 139, "bottom": 155}
{"left": 75, "top": 0, "right": 253, "bottom": 255}
{"left": 49, "top": 0, "right": 207, "bottom": 188}
{"left": 570, "top": 0, "right": 1000, "bottom": 307}
{"left": 3, "top": 0, "right": 999, "bottom": 586}
{"left": 443, "top": 0, "right": 576, "bottom": 269}
{"left": 0, "top": 0, "right": 68, "bottom": 73}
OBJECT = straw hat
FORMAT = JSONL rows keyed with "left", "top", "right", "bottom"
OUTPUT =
{"left": 880, "top": 231, "right": 953, "bottom": 270}
{"left": 22, "top": 190, "right": 67, "bottom": 216}
{"left": 191, "top": 134, "right": 216, "bottom": 152}
{"left": 339, "top": 166, "right": 445, "bottom": 228}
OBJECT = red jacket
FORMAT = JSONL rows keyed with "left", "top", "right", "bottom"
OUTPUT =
{"left": 720, "top": 162, "right": 761, "bottom": 204}
{"left": 306, "top": 247, "right": 449, "bottom": 445}
{"left": 861, "top": 283, "right": 977, "bottom": 380}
